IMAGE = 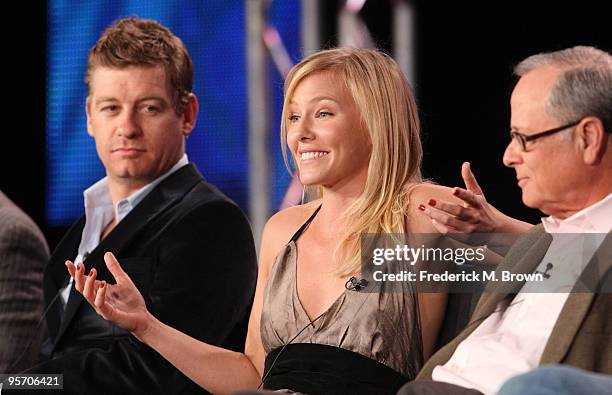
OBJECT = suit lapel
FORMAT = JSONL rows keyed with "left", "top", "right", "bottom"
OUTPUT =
{"left": 43, "top": 217, "right": 85, "bottom": 339}
{"left": 55, "top": 164, "right": 204, "bottom": 343}
{"left": 419, "top": 228, "right": 553, "bottom": 379}
{"left": 421, "top": 230, "right": 612, "bottom": 380}
{"left": 540, "top": 231, "right": 612, "bottom": 364}
{"left": 472, "top": 229, "right": 552, "bottom": 319}
{"left": 45, "top": 218, "right": 85, "bottom": 293}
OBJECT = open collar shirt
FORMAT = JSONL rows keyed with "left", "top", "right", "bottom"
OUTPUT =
{"left": 432, "top": 193, "right": 612, "bottom": 394}
{"left": 59, "top": 155, "right": 189, "bottom": 306}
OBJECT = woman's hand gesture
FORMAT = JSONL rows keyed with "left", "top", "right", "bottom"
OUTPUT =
{"left": 66, "top": 252, "right": 153, "bottom": 340}
{"left": 420, "top": 162, "right": 532, "bottom": 234}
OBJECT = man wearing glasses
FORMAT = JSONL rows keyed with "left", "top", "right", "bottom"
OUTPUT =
{"left": 399, "top": 45, "right": 612, "bottom": 394}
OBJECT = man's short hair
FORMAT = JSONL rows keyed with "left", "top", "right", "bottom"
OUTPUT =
{"left": 85, "top": 17, "right": 193, "bottom": 114}
{"left": 514, "top": 46, "right": 612, "bottom": 132}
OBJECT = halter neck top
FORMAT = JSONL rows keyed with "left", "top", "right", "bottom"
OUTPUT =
{"left": 259, "top": 206, "right": 423, "bottom": 379}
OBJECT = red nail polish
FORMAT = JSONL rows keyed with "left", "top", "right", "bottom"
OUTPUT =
{"left": 89, "top": 270, "right": 95, "bottom": 277}
{"left": 100, "top": 282, "right": 105, "bottom": 289}
{"left": 418, "top": 204, "right": 426, "bottom": 211}
{"left": 428, "top": 198, "right": 436, "bottom": 206}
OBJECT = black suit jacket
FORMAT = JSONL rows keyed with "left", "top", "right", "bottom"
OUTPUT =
{"left": 32, "top": 164, "right": 257, "bottom": 394}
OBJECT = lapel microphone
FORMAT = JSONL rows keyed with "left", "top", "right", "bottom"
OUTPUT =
{"left": 535, "top": 262, "right": 554, "bottom": 279}
{"left": 345, "top": 276, "right": 368, "bottom": 291}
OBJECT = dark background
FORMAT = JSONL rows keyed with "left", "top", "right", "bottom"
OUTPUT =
{"left": 2, "top": 1, "right": 610, "bottom": 250}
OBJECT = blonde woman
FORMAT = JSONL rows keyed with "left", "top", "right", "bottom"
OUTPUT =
{"left": 68, "top": 48, "right": 527, "bottom": 394}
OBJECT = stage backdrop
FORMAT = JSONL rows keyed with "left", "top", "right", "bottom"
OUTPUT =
{"left": 47, "top": 0, "right": 299, "bottom": 226}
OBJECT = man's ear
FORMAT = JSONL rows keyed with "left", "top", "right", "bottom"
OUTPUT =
{"left": 85, "top": 97, "right": 94, "bottom": 137}
{"left": 181, "top": 93, "right": 199, "bottom": 139}
{"left": 578, "top": 116, "right": 607, "bottom": 165}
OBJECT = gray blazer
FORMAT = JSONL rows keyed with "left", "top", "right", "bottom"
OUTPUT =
{"left": 419, "top": 225, "right": 612, "bottom": 379}
{"left": 0, "top": 191, "right": 49, "bottom": 373}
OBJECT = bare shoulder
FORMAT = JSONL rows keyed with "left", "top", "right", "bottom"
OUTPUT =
{"left": 264, "top": 199, "right": 321, "bottom": 243}
{"left": 403, "top": 183, "right": 462, "bottom": 232}
{"left": 405, "top": 183, "right": 461, "bottom": 206}
{"left": 260, "top": 199, "right": 322, "bottom": 269}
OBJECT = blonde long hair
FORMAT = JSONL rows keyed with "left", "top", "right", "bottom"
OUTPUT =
{"left": 281, "top": 48, "right": 423, "bottom": 276}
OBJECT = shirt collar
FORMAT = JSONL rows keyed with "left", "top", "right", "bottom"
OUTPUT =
{"left": 542, "top": 192, "right": 612, "bottom": 234}
{"left": 83, "top": 154, "right": 189, "bottom": 223}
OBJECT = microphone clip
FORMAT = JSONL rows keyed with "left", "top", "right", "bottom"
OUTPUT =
{"left": 535, "top": 262, "right": 554, "bottom": 279}
{"left": 345, "top": 276, "right": 368, "bottom": 291}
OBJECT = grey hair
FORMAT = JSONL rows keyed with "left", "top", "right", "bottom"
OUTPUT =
{"left": 514, "top": 46, "right": 612, "bottom": 132}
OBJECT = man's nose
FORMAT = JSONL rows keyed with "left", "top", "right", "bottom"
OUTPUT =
{"left": 503, "top": 138, "right": 522, "bottom": 168}
{"left": 117, "top": 110, "right": 141, "bottom": 138}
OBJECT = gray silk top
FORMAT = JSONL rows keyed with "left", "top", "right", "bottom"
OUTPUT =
{"left": 260, "top": 209, "right": 423, "bottom": 380}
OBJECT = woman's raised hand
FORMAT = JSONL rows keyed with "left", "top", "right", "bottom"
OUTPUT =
{"left": 420, "top": 162, "right": 532, "bottom": 234}
{"left": 65, "top": 252, "right": 152, "bottom": 340}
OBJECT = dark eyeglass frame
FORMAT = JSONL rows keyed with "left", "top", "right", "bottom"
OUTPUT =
{"left": 509, "top": 120, "right": 581, "bottom": 151}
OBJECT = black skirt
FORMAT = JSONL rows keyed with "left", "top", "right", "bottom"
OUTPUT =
{"left": 262, "top": 343, "right": 409, "bottom": 395}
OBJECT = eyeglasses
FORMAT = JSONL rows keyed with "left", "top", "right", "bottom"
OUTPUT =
{"left": 509, "top": 120, "right": 581, "bottom": 151}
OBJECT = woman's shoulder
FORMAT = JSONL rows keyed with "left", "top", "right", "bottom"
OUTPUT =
{"left": 403, "top": 182, "right": 458, "bottom": 207}
{"left": 266, "top": 199, "right": 321, "bottom": 234}
{"left": 402, "top": 182, "right": 461, "bottom": 232}
{"left": 261, "top": 200, "right": 322, "bottom": 259}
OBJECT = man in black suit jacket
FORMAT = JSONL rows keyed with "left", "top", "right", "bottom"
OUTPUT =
{"left": 24, "top": 18, "right": 257, "bottom": 394}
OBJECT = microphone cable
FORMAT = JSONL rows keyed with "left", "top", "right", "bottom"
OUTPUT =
{"left": 256, "top": 311, "right": 326, "bottom": 390}
{"left": 257, "top": 280, "right": 374, "bottom": 390}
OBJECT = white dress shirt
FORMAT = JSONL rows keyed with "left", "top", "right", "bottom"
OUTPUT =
{"left": 60, "top": 155, "right": 189, "bottom": 306}
{"left": 432, "top": 193, "right": 612, "bottom": 394}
